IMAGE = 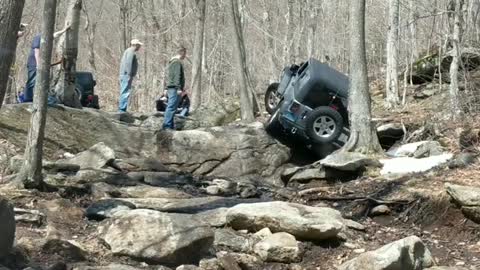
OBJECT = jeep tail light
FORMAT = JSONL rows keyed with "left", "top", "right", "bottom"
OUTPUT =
{"left": 330, "top": 104, "right": 338, "bottom": 111}
{"left": 87, "top": 95, "right": 94, "bottom": 102}
{"left": 290, "top": 102, "right": 301, "bottom": 114}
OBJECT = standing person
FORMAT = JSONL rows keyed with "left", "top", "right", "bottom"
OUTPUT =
{"left": 163, "top": 46, "right": 187, "bottom": 130}
{"left": 22, "top": 25, "right": 69, "bottom": 103}
{"left": 118, "top": 39, "right": 143, "bottom": 112}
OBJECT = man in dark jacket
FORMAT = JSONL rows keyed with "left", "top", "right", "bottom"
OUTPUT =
{"left": 163, "top": 46, "right": 187, "bottom": 130}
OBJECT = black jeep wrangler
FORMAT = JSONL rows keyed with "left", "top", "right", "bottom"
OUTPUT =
{"left": 265, "top": 58, "right": 350, "bottom": 156}
{"left": 75, "top": 72, "right": 100, "bottom": 109}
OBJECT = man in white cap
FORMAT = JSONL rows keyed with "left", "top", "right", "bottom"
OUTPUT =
{"left": 118, "top": 38, "right": 143, "bottom": 112}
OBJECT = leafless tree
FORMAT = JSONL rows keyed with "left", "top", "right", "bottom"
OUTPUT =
{"left": 343, "top": 0, "right": 382, "bottom": 154}
{"left": 386, "top": 0, "right": 400, "bottom": 108}
{"left": 190, "top": 0, "right": 206, "bottom": 111}
{"left": 229, "top": 0, "right": 255, "bottom": 122}
{"left": 449, "top": 0, "right": 465, "bottom": 119}
{"left": 18, "top": 0, "right": 57, "bottom": 190}
{"left": 0, "top": 0, "right": 25, "bottom": 109}
{"left": 53, "top": 0, "right": 82, "bottom": 108}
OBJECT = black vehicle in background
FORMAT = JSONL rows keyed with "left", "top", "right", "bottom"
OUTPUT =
{"left": 265, "top": 58, "right": 350, "bottom": 157}
{"left": 75, "top": 72, "right": 100, "bottom": 109}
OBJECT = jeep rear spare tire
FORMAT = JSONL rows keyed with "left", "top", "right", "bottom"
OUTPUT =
{"left": 265, "top": 83, "right": 280, "bottom": 114}
{"left": 305, "top": 106, "right": 344, "bottom": 144}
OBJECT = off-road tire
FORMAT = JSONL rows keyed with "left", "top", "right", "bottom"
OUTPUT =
{"left": 305, "top": 106, "right": 344, "bottom": 144}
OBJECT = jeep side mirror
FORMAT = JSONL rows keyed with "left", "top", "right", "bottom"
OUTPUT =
{"left": 93, "top": 80, "right": 97, "bottom": 87}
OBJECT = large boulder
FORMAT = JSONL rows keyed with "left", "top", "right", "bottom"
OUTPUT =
{"left": 226, "top": 201, "right": 345, "bottom": 241}
{"left": 102, "top": 209, "right": 214, "bottom": 266}
{"left": 0, "top": 105, "right": 289, "bottom": 181}
{"left": 338, "top": 236, "right": 433, "bottom": 270}
{"left": 0, "top": 197, "right": 15, "bottom": 258}
{"left": 156, "top": 123, "right": 290, "bottom": 181}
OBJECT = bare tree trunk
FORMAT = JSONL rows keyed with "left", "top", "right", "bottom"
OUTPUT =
{"left": 190, "top": 0, "right": 206, "bottom": 112}
{"left": 18, "top": 0, "right": 57, "bottom": 190}
{"left": 306, "top": 0, "right": 318, "bottom": 58}
{"left": 344, "top": 0, "right": 382, "bottom": 154}
{"left": 284, "top": 0, "right": 295, "bottom": 64}
{"left": 385, "top": 0, "right": 400, "bottom": 108}
{"left": 229, "top": 0, "right": 254, "bottom": 122}
{"left": 450, "top": 0, "right": 465, "bottom": 119}
{"left": 0, "top": 0, "right": 25, "bottom": 109}
{"left": 54, "top": 0, "right": 82, "bottom": 108}
{"left": 83, "top": 0, "right": 103, "bottom": 72}
{"left": 119, "top": 0, "right": 128, "bottom": 53}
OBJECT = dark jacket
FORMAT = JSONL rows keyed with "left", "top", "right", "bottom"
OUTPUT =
{"left": 166, "top": 58, "right": 185, "bottom": 89}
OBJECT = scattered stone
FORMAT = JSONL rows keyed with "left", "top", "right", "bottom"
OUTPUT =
{"left": 370, "top": 205, "right": 391, "bottom": 216}
{"left": 176, "top": 265, "right": 200, "bottom": 270}
{"left": 119, "top": 185, "right": 192, "bottom": 199}
{"left": 14, "top": 208, "right": 45, "bottom": 226}
{"left": 85, "top": 200, "right": 136, "bottom": 221}
{"left": 194, "top": 208, "right": 228, "bottom": 227}
{"left": 448, "top": 153, "right": 477, "bottom": 169}
{"left": 142, "top": 172, "right": 191, "bottom": 187}
{"left": 0, "top": 197, "right": 15, "bottom": 258}
{"left": 377, "top": 123, "right": 405, "bottom": 141}
{"left": 226, "top": 201, "right": 345, "bottom": 241}
{"left": 102, "top": 209, "right": 214, "bottom": 265}
{"left": 446, "top": 183, "right": 480, "bottom": 206}
{"left": 237, "top": 182, "right": 258, "bottom": 198}
{"left": 65, "top": 142, "right": 115, "bottom": 170}
{"left": 216, "top": 252, "right": 262, "bottom": 270}
{"left": 118, "top": 197, "right": 257, "bottom": 214}
{"left": 206, "top": 179, "right": 238, "bottom": 196}
{"left": 254, "top": 228, "right": 273, "bottom": 239}
{"left": 380, "top": 154, "right": 453, "bottom": 175}
{"left": 343, "top": 219, "right": 366, "bottom": 231}
{"left": 214, "top": 229, "right": 251, "bottom": 253}
{"left": 199, "top": 258, "right": 222, "bottom": 270}
{"left": 428, "top": 267, "right": 468, "bottom": 270}
{"left": 73, "top": 169, "right": 135, "bottom": 186}
{"left": 72, "top": 264, "right": 150, "bottom": 270}
{"left": 387, "top": 141, "right": 442, "bottom": 158}
{"left": 253, "top": 232, "right": 301, "bottom": 263}
{"left": 289, "top": 168, "right": 326, "bottom": 182}
{"left": 115, "top": 158, "right": 170, "bottom": 172}
{"left": 43, "top": 161, "right": 81, "bottom": 174}
{"left": 338, "top": 236, "right": 434, "bottom": 270}
{"left": 42, "top": 239, "right": 87, "bottom": 262}
{"left": 320, "top": 152, "right": 381, "bottom": 172}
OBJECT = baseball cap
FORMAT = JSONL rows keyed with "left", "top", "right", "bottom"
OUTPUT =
{"left": 131, "top": 39, "right": 144, "bottom": 46}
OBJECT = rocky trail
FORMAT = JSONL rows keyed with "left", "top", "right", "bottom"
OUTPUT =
{"left": 0, "top": 103, "right": 479, "bottom": 270}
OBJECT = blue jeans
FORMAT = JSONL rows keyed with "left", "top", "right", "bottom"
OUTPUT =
{"left": 179, "top": 107, "right": 189, "bottom": 117}
{"left": 23, "top": 68, "right": 37, "bottom": 102}
{"left": 118, "top": 75, "right": 132, "bottom": 112}
{"left": 163, "top": 88, "right": 180, "bottom": 130}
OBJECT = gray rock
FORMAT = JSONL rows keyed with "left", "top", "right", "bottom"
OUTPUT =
{"left": 73, "top": 169, "right": 135, "bottom": 186}
{"left": 289, "top": 168, "right": 326, "bottom": 182}
{"left": 7, "top": 155, "right": 23, "bottom": 174}
{"left": 103, "top": 209, "right": 214, "bottom": 265}
{"left": 65, "top": 142, "right": 115, "bottom": 170}
{"left": 413, "top": 141, "right": 444, "bottom": 158}
{"left": 115, "top": 158, "right": 170, "bottom": 172}
{"left": 72, "top": 264, "right": 147, "bottom": 270}
{"left": 376, "top": 123, "right": 405, "bottom": 140}
{"left": 109, "top": 112, "right": 137, "bottom": 124}
{"left": 216, "top": 252, "right": 262, "bottom": 270}
{"left": 338, "top": 236, "right": 434, "bottom": 270}
{"left": 214, "top": 229, "right": 251, "bottom": 253}
{"left": 0, "top": 197, "right": 15, "bottom": 258}
{"left": 14, "top": 208, "right": 45, "bottom": 226}
{"left": 176, "top": 265, "right": 201, "bottom": 270}
{"left": 446, "top": 183, "right": 480, "bottom": 206}
{"left": 448, "top": 153, "right": 477, "bottom": 169}
{"left": 194, "top": 208, "right": 228, "bottom": 227}
{"left": 119, "top": 185, "right": 192, "bottom": 199}
{"left": 118, "top": 197, "right": 256, "bottom": 214}
{"left": 86, "top": 200, "right": 136, "bottom": 220}
{"left": 226, "top": 201, "right": 345, "bottom": 241}
{"left": 380, "top": 154, "right": 453, "bottom": 175}
{"left": 43, "top": 161, "right": 81, "bottom": 174}
{"left": 205, "top": 179, "right": 237, "bottom": 196}
{"left": 428, "top": 267, "right": 468, "bottom": 270}
{"left": 370, "top": 205, "right": 391, "bottom": 216}
{"left": 42, "top": 239, "right": 87, "bottom": 262}
{"left": 320, "top": 152, "right": 381, "bottom": 172}
{"left": 199, "top": 258, "right": 222, "bottom": 270}
{"left": 142, "top": 172, "right": 191, "bottom": 187}
{"left": 253, "top": 232, "right": 300, "bottom": 263}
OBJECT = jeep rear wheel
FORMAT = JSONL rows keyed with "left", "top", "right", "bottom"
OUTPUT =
{"left": 305, "top": 106, "right": 344, "bottom": 144}
{"left": 265, "top": 83, "right": 280, "bottom": 114}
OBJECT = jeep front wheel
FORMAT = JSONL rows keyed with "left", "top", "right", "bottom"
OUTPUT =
{"left": 265, "top": 83, "right": 280, "bottom": 114}
{"left": 305, "top": 106, "right": 344, "bottom": 144}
